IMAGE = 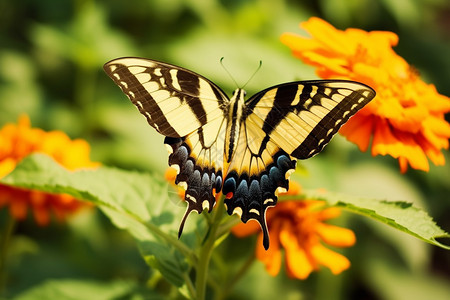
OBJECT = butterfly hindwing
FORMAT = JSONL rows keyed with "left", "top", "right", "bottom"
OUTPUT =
{"left": 245, "top": 80, "right": 376, "bottom": 159}
{"left": 165, "top": 117, "right": 227, "bottom": 235}
{"left": 222, "top": 121, "right": 296, "bottom": 249}
{"left": 103, "top": 57, "right": 229, "bottom": 137}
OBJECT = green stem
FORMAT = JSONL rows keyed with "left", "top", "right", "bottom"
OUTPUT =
{"left": 144, "top": 220, "right": 197, "bottom": 264}
{"left": 183, "top": 271, "right": 196, "bottom": 300}
{"left": 0, "top": 213, "right": 16, "bottom": 295}
{"left": 195, "top": 196, "right": 225, "bottom": 300}
{"left": 216, "top": 216, "right": 240, "bottom": 238}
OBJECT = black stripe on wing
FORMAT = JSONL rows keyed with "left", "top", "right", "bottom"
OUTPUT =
{"left": 292, "top": 87, "right": 375, "bottom": 158}
{"left": 104, "top": 57, "right": 230, "bottom": 138}
{"left": 105, "top": 62, "right": 180, "bottom": 137}
{"left": 244, "top": 80, "right": 376, "bottom": 159}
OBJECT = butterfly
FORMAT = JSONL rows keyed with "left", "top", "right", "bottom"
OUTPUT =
{"left": 104, "top": 57, "right": 376, "bottom": 249}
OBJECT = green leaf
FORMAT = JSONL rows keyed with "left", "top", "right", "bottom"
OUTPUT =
{"left": 300, "top": 190, "right": 450, "bottom": 250}
{"left": 1, "top": 154, "right": 153, "bottom": 237}
{"left": 139, "top": 241, "right": 189, "bottom": 287}
{"left": 298, "top": 159, "right": 433, "bottom": 270}
{"left": 0, "top": 154, "right": 196, "bottom": 287}
{"left": 13, "top": 279, "right": 140, "bottom": 300}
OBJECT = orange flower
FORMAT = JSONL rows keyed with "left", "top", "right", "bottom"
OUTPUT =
{"left": 165, "top": 167, "right": 186, "bottom": 199}
{"left": 232, "top": 182, "right": 355, "bottom": 280}
{"left": 0, "top": 115, "right": 99, "bottom": 225}
{"left": 281, "top": 17, "right": 450, "bottom": 172}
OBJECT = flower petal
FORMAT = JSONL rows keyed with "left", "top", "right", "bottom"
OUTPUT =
{"left": 9, "top": 194, "right": 28, "bottom": 220}
{"left": 231, "top": 219, "right": 261, "bottom": 237}
{"left": 280, "top": 221, "right": 315, "bottom": 279}
{"left": 340, "top": 113, "right": 374, "bottom": 152}
{"left": 0, "top": 116, "right": 98, "bottom": 225}
{"left": 316, "top": 223, "right": 356, "bottom": 247}
{"left": 33, "top": 205, "right": 51, "bottom": 226}
{"left": 372, "top": 119, "right": 429, "bottom": 172}
{"left": 310, "top": 243, "right": 351, "bottom": 275}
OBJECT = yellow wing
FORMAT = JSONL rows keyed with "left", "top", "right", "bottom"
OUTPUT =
{"left": 165, "top": 117, "right": 227, "bottom": 235}
{"left": 104, "top": 57, "right": 229, "bottom": 137}
{"left": 245, "top": 80, "right": 376, "bottom": 159}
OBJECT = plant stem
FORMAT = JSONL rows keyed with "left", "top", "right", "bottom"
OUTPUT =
{"left": 195, "top": 196, "right": 225, "bottom": 300}
{"left": 0, "top": 214, "right": 16, "bottom": 296}
{"left": 144, "top": 220, "right": 196, "bottom": 263}
{"left": 183, "top": 271, "right": 196, "bottom": 299}
{"left": 216, "top": 216, "right": 240, "bottom": 238}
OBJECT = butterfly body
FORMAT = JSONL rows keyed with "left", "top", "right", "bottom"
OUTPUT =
{"left": 224, "top": 88, "right": 245, "bottom": 164}
{"left": 104, "top": 57, "right": 376, "bottom": 249}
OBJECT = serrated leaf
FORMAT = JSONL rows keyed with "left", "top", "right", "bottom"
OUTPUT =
{"left": 1, "top": 154, "right": 154, "bottom": 238}
{"left": 298, "top": 160, "right": 433, "bottom": 270}
{"left": 0, "top": 154, "right": 195, "bottom": 284}
{"left": 301, "top": 190, "right": 450, "bottom": 250}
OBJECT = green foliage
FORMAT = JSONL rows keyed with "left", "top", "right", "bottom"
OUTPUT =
{"left": 1, "top": 154, "right": 195, "bottom": 292}
{"left": 2, "top": 154, "right": 449, "bottom": 299}
{"left": 13, "top": 279, "right": 141, "bottom": 300}
{"left": 300, "top": 190, "right": 450, "bottom": 249}
{"left": 140, "top": 241, "right": 189, "bottom": 287}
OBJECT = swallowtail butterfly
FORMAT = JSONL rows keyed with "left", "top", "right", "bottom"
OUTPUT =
{"left": 104, "top": 57, "right": 376, "bottom": 249}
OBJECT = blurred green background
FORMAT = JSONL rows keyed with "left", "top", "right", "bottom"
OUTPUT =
{"left": 1, "top": 0, "right": 449, "bottom": 299}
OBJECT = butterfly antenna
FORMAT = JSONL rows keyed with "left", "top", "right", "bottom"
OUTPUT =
{"left": 220, "top": 57, "right": 239, "bottom": 88}
{"left": 242, "top": 60, "right": 262, "bottom": 89}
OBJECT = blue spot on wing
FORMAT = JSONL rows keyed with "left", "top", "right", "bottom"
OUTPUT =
{"left": 224, "top": 151, "right": 296, "bottom": 250}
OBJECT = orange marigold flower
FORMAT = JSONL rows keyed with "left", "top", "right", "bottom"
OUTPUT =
{"left": 165, "top": 167, "right": 186, "bottom": 199}
{"left": 232, "top": 183, "right": 355, "bottom": 279}
{"left": 281, "top": 17, "right": 450, "bottom": 173}
{"left": 0, "top": 115, "right": 99, "bottom": 225}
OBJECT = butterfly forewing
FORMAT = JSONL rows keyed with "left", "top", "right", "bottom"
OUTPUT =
{"left": 245, "top": 80, "right": 376, "bottom": 159}
{"left": 103, "top": 57, "right": 229, "bottom": 137}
